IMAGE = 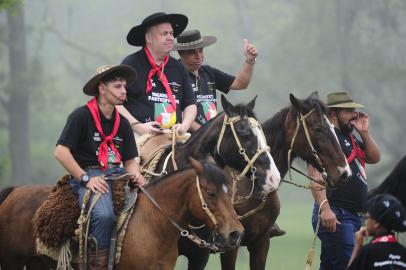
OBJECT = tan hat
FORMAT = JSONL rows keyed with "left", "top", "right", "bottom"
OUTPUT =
{"left": 83, "top": 65, "right": 137, "bottom": 96}
{"left": 327, "top": 91, "right": 365, "bottom": 108}
{"left": 172, "top": 30, "right": 217, "bottom": 51}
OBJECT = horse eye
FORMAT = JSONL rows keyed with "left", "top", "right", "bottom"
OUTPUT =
{"left": 314, "top": 127, "right": 323, "bottom": 133}
{"left": 206, "top": 191, "right": 216, "bottom": 198}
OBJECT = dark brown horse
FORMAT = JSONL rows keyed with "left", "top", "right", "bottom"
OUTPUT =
{"left": 154, "top": 95, "right": 280, "bottom": 198}
{"left": 369, "top": 155, "right": 406, "bottom": 209}
{"left": 182, "top": 92, "right": 350, "bottom": 270}
{"left": 0, "top": 158, "right": 244, "bottom": 269}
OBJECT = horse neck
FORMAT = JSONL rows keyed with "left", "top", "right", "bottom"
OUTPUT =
{"left": 262, "top": 107, "right": 294, "bottom": 178}
{"left": 177, "top": 114, "right": 224, "bottom": 161}
{"left": 139, "top": 170, "right": 197, "bottom": 234}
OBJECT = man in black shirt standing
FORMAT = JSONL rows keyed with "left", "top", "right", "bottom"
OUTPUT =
{"left": 55, "top": 64, "right": 145, "bottom": 268}
{"left": 118, "top": 13, "right": 196, "bottom": 136}
{"left": 309, "top": 91, "right": 381, "bottom": 270}
{"left": 172, "top": 29, "right": 258, "bottom": 131}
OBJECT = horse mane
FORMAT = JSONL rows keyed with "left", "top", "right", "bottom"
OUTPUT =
{"left": 147, "top": 160, "right": 227, "bottom": 188}
{"left": 0, "top": 186, "right": 15, "bottom": 205}
{"left": 369, "top": 156, "right": 406, "bottom": 207}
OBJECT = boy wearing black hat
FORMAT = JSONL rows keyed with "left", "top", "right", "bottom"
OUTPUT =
{"left": 172, "top": 29, "right": 258, "bottom": 131}
{"left": 118, "top": 13, "right": 196, "bottom": 136}
{"left": 348, "top": 194, "right": 406, "bottom": 269}
{"left": 55, "top": 65, "right": 145, "bottom": 268}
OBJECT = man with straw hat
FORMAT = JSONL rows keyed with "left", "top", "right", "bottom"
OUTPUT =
{"left": 55, "top": 64, "right": 145, "bottom": 269}
{"left": 117, "top": 12, "right": 196, "bottom": 137}
{"left": 172, "top": 29, "right": 258, "bottom": 131}
{"left": 308, "top": 91, "right": 381, "bottom": 270}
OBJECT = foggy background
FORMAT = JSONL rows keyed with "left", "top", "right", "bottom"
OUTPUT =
{"left": 1, "top": 0, "right": 405, "bottom": 269}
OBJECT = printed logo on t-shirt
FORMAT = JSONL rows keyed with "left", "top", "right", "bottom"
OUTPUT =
{"left": 169, "top": 81, "right": 180, "bottom": 93}
{"left": 154, "top": 102, "right": 176, "bottom": 128}
{"left": 202, "top": 101, "right": 217, "bottom": 121}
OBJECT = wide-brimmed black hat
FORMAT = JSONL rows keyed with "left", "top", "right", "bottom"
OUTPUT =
{"left": 83, "top": 65, "right": 137, "bottom": 96}
{"left": 172, "top": 30, "right": 217, "bottom": 51}
{"left": 327, "top": 91, "right": 365, "bottom": 108}
{"left": 126, "top": 12, "right": 188, "bottom": 46}
{"left": 367, "top": 194, "right": 406, "bottom": 232}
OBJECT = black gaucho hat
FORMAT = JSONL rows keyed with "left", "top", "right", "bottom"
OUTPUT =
{"left": 126, "top": 12, "right": 188, "bottom": 46}
{"left": 367, "top": 194, "right": 406, "bottom": 232}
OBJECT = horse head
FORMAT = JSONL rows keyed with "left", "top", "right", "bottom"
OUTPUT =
{"left": 216, "top": 95, "right": 281, "bottom": 198}
{"left": 189, "top": 157, "right": 244, "bottom": 250}
{"left": 288, "top": 92, "right": 351, "bottom": 187}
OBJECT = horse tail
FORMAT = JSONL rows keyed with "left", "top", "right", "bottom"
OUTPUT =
{"left": 0, "top": 186, "right": 16, "bottom": 205}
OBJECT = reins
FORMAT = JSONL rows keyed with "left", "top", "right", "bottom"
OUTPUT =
{"left": 139, "top": 175, "right": 221, "bottom": 252}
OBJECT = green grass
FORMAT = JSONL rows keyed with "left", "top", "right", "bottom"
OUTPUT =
{"left": 175, "top": 185, "right": 321, "bottom": 269}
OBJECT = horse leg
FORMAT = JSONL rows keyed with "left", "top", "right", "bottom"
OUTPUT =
{"left": 247, "top": 236, "right": 270, "bottom": 270}
{"left": 26, "top": 256, "right": 55, "bottom": 270}
{"left": 219, "top": 247, "right": 239, "bottom": 270}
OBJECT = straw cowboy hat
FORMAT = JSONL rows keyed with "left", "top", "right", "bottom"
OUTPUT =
{"left": 172, "top": 30, "right": 217, "bottom": 51}
{"left": 126, "top": 12, "right": 188, "bottom": 46}
{"left": 83, "top": 65, "right": 137, "bottom": 96}
{"left": 327, "top": 91, "right": 365, "bottom": 108}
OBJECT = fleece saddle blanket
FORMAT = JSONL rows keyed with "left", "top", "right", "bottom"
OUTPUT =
{"left": 33, "top": 173, "right": 136, "bottom": 264}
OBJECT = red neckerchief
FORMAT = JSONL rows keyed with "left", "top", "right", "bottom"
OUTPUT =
{"left": 372, "top": 234, "right": 397, "bottom": 244}
{"left": 143, "top": 47, "right": 176, "bottom": 111}
{"left": 86, "top": 97, "right": 121, "bottom": 171}
{"left": 347, "top": 133, "right": 365, "bottom": 167}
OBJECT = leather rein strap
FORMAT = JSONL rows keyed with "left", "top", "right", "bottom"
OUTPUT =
{"left": 139, "top": 175, "right": 220, "bottom": 252}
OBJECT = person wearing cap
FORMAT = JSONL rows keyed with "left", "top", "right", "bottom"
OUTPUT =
{"left": 308, "top": 91, "right": 381, "bottom": 270}
{"left": 348, "top": 194, "right": 406, "bottom": 269}
{"left": 172, "top": 29, "right": 258, "bottom": 131}
{"left": 55, "top": 64, "right": 145, "bottom": 268}
{"left": 117, "top": 12, "right": 196, "bottom": 136}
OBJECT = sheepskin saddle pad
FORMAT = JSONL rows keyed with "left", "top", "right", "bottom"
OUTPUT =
{"left": 33, "top": 173, "right": 135, "bottom": 249}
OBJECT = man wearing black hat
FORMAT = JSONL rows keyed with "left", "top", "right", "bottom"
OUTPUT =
{"left": 348, "top": 194, "right": 406, "bottom": 269}
{"left": 117, "top": 13, "right": 196, "bottom": 136}
{"left": 309, "top": 91, "right": 381, "bottom": 270}
{"left": 55, "top": 65, "right": 145, "bottom": 268}
{"left": 172, "top": 29, "right": 258, "bottom": 131}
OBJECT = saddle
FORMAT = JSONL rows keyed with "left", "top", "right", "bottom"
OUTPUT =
{"left": 136, "top": 131, "right": 190, "bottom": 180}
{"left": 33, "top": 173, "right": 137, "bottom": 266}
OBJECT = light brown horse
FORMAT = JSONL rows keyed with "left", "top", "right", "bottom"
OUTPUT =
{"left": 182, "top": 92, "right": 351, "bottom": 270}
{"left": 0, "top": 158, "right": 244, "bottom": 269}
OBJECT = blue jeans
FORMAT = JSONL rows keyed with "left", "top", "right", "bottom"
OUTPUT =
{"left": 312, "top": 204, "right": 361, "bottom": 270}
{"left": 71, "top": 166, "right": 124, "bottom": 249}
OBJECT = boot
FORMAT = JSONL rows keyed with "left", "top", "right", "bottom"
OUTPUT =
{"left": 88, "top": 249, "right": 109, "bottom": 270}
{"left": 269, "top": 223, "right": 287, "bottom": 238}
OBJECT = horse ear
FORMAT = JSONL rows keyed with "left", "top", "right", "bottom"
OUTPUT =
{"left": 221, "top": 94, "right": 237, "bottom": 116}
{"left": 308, "top": 91, "right": 319, "bottom": 100}
{"left": 246, "top": 95, "right": 257, "bottom": 112}
{"left": 189, "top": 157, "right": 204, "bottom": 174}
{"left": 290, "top": 93, "right": 306, "bottom": 113}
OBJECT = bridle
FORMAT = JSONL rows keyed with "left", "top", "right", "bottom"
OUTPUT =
{"left": 286, "top": 107, "right": 328, "bottom": 187}
{"left": 216, "top": 114, "right": 272, "bottom": 218}
{"left": 217, "top": 114, "right": 270, "bottom": 181}
{"left": 140, "top": 175, "right": 221, "bottom": 252}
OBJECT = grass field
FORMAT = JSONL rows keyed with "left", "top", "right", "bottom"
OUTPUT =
{"left": 175, "top": 184, "right": 322, "bottom": 270}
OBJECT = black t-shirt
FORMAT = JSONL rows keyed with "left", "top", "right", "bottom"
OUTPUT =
{"left": 57, "top": 105, "right": 138, "bottom": 168}
{"left": 327, "top": 128, "right": 367, "bottom": 213}
{"left": 348, "top": 236, "right": 406, "bottom": 270}
{"left": 121, "top": 49, "right": 196, "bottom": 128}
{"left": 188, "top": 65, "right": 235, "bottom": 125}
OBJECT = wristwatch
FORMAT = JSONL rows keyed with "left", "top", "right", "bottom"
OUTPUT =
{"left": 80, "top": 173, "right": 90, "bottom": 185}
